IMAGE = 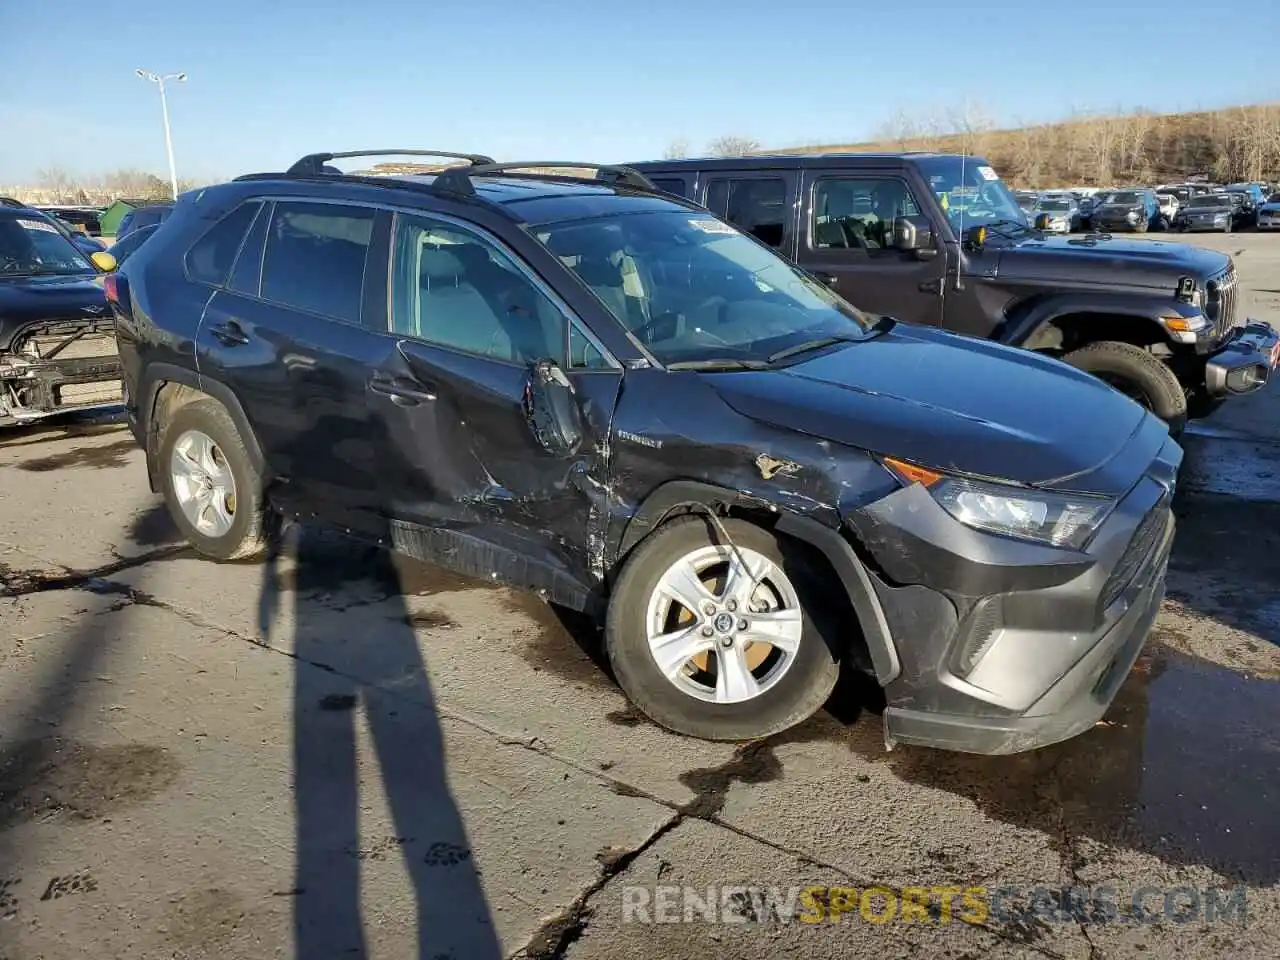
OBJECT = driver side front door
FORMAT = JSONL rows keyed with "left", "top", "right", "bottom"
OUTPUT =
{"left": 367, "top": 212, "right": 623, "bottom": 605}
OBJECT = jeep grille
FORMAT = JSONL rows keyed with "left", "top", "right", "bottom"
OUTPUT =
{"left": 1204, "top": 264, "right": 1239, "bottom": 341}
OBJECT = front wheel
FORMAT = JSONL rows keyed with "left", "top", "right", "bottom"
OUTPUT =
{"left": 605, "top": 516, "right": 840, "bottom": 741}
{"left": 1062, "top": 341, "right": 1188, "bottom": 436}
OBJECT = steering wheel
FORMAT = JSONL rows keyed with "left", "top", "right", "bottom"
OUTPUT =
{"left": 629, "top": 296, "right": 730, "bottom": 345}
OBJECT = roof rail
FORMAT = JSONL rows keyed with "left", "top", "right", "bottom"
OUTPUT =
{"left": 285, "top": 149, "right": 496, "bottom": 176}
{"left": 433, "top": 161, "right": 656, "bottom": 197}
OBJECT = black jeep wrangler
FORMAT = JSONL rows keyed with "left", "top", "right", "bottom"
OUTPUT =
{"left": 629, "top": 154, "right": 1279, "bottom": 432}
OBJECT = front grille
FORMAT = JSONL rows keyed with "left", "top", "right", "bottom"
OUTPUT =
{"left": 1100, "top": 499, "right": 1170, "bottom": 610}
{"left": 1205, "top": 264, "right": 1239, "bottom": 339}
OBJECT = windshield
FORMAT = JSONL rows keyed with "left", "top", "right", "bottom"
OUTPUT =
{"left": 1039, "top": 199, "right": 1072, "bottom": 211}
{"left": 0, "top": 214, "right": 96, "bottom": 277}
{"left": 531, "top": 210, "right": 876, "bottom": 366}
{"left": 1189, "top": 196, "right": 1228, "bottom": 208}
{"left": 1268, "top": 194, "right": 1280, "bottom": 204}
{"left": 914, "top": 156, "right": 1028, "bottom": 231}
{"left": 1100, "top": 191, "right": 1141, "bottom": 205}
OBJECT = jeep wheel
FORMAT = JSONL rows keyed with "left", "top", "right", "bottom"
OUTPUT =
{"left": 1062, "top": 341, "right": 1188, "bottom": 435}
{"left": 159, "top": 397, "right": 270, "bottom": 561}
{"left": 605, "top": 516, "right": 840, "bottom": 741}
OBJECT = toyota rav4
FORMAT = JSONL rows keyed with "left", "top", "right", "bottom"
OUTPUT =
{"left": 111, "top": 150, "right": 1182, "bottom": 754}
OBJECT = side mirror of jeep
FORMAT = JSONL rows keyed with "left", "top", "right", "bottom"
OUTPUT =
{"left": 892, "top": 215, "right": 937, "bottom": 259}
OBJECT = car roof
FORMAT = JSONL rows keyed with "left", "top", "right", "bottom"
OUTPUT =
{"left": 630, "top": 152, "right": 965, "bottom": 168}
{"left": 225, "top": 170, "right": 702, "bottom": 227}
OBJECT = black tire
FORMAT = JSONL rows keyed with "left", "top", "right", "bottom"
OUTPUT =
{"left": 1062, "top": 341, "right": 1188, "bottom": 436}
{"left": 158, "top": 397, "right": 270, "bottom": 561}
{"left": 605, "top": 516, "right": 841, "bottom": 741}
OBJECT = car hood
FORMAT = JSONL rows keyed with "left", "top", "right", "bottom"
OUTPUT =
{"left": 0, "top": 273, "right": 110, "bottom": 350}
{"left": 708, "top": 324, "right": 1161, "bottom": 496}
{"left": 992, "top": 232, "right": 1230, "bottom": 287}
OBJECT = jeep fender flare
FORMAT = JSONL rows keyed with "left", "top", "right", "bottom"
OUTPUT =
{"left": 139, "top": 363, "right": 265, "bottom": 490}
{"left": 998, "top": 292, "right": 1177, "bottom": 350}
{"left": 614, "top": 480, "right": 900, "bottom": 684}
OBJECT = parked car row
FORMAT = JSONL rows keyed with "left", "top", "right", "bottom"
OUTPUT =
{"left": 4, "top": 149, "right": 1278, "bottom": 759}
{"left": 1015, "top": 179, "right": 1279, "bottom": 234}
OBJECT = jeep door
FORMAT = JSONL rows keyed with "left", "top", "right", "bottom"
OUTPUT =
{"left": 364, "top": 211, "right": 622, "bottom": 601}
{"left": 794, "top": 169, "right": 945, "bottom": 326}
{"left": 194, "top": 199, "right": 389, "bottom": 527}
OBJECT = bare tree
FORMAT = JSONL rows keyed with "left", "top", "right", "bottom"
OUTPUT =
{"left": 37, "top": 165, "right": 76, "bottom": 203}
{"left": 663, "top": 138, "right": 690, "bottom": 160}
{"left": 706, "top": 135, "right": 761, "bottom": 157}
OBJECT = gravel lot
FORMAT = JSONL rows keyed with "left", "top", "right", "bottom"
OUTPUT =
{"left": 2, "top": 231, "right": 1279, "bottom": 960}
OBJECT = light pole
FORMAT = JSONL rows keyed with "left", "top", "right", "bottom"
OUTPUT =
{"left": 135, "top": 69, "right": 186, "bottom": 199}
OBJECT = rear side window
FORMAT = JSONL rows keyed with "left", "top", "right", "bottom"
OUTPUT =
{"left": 649, "top": 177, "right": 688, "bottom": 198}
{"left": 260, "top": 201, "right": 375, "bottom": 325}
{"left": 704, "top": 178, "right": 787, "bottom": 248}
{"left": 185, "top": 201, "right": 262, "bottom": 286}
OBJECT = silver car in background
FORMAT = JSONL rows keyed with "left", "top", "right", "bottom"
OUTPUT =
{"left": 1256, "top": 193, "right": 1280, "bottom": 231}
{"left": 1033, "top": 195, "right": 1079, "bottom": 233}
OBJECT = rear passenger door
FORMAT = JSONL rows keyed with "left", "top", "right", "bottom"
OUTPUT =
{"left": 796, "top": 171, "right": 945, "bottom": 326}
{"left": 699, "top": 172, "right": 798, "bottom": 259}
{"left": 195, "top": 199, "right": 393, "bottom": 527}
{"left": 366, "top": 211, "right": 622, "bottom": 594}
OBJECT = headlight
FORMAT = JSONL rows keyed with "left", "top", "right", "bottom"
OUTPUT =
{"left": 1125, "top": 210, "right": 1139, "bottom": 221}
{"left": 882, "top": 458, "right": 1115, "bottom": 550}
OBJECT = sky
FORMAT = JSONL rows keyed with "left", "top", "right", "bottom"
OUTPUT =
{"left": 1, "top": 0, "right": 1277, "bottom": 185}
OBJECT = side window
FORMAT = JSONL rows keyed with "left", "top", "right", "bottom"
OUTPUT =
{"left": 704, "top": 178, "right": 787, "bottom": 248}
{"left": 259, "top": 201, "right": 375, "bottom": 324}
{"left": 649, "top": 177, "right": 688, "bottom": 198}
{"left": 183, "top": 201, "right": 260, "bottom": 286}
{"left": 810, "top": 178, "right": 921, "bottom": 254}
{"left": 390, "top": 215, "right": 569, "bottom": 366}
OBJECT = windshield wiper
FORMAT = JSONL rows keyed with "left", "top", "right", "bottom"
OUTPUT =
{"left": 666, "top": 358, "right": 769, "bottom": 372}
{"left": 766, "top": 335, "right": 862, "bottom": 364}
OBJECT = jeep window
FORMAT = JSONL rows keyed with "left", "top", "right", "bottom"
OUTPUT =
{"left": 649, "top": 177, "right": 689, "bottom": 199}
{"left": 811, "top": 178, "right": 921, "bottom": 253}
{"left": 185, "top": 201, "right": 262, "bottom": 286}
{"left": 260, "top": 201, "right": 374, "bottom": 324}
{"left": 532, "top": 210, "right": 874, "bottom": 366}
{"left": 391, "top": 215, "right": 572, "bottom": 366}
{"left": 913, "top": 156, "right": 1027, "bottom": 233}
{"left": 704, "top": 178, "right": 787, "bottom": 248}
{"left": 0, "top": 212, "right": 96, "bottom": 277}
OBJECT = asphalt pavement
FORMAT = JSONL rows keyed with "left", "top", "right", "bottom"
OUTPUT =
{"left": 1, "top": 232, "right": 1278, "bottom": 960}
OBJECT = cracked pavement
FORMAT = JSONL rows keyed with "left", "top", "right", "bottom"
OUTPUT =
{"left": 2, "top": 232, "right": 1279, "bottom": 959}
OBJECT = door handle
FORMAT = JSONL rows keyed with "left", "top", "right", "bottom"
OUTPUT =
{"left": 369, "top": 373, "right": 437, "bottom": 406}
{"left": 209, "top": 320, "right": 250, "bottom": 346}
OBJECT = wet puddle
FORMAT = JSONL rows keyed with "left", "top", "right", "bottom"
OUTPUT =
{"left": 13, "top": 437, "right": 138, "bottom": 473}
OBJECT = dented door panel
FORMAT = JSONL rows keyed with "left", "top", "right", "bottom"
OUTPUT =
{"left": 371, "top": 336, "right": 621, "bottom": 594}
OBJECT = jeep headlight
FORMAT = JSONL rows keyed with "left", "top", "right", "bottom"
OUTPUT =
{"left": 1126, "top": 210, "right": 1139, "bottom": 221}
{"left": 882, "top": 458, "right": 1115, "bottom": 550}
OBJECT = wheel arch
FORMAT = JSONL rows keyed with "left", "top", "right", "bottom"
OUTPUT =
{"left": 613, "top": 480, "right": 901, "bottom": 685}
{"left": 1000, "top": 295, "right": 1175, "bottom": 353}
{"left": 141, "top": 364, "right": 265, "bottom": 491}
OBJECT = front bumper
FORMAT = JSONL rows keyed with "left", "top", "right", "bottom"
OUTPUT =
{"left": 0, "top": 354, "right": 124, "bottom": 424}
{"left": 1205, "top": 320, "right": 1280, "bottom": 397}
{"left": 845, "top": 431, "right": 1181, "bottom": 755}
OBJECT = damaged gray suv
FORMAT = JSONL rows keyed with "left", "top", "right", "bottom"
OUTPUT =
{"left": 113, "top": 150, "right": 1180, "bottom": 754}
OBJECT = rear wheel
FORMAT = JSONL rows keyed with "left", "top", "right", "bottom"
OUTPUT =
{"left": 158, "top": 397, "right": 270, "bottom": 561}
{"left": 605, "top": 516, "right": 840, "bottom": 741}
{"left": 1062, "top": 341, "right": 1188, "bottom": 436}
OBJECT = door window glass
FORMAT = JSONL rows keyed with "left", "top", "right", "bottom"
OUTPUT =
{"left": 390, "top": 215, "right": 568, "bottom": 366}
{"left": 649, "top": 177, "right": 689, "bottom": 198}
{"left": 811, "top": 178, "right": 920, "bottom": 252}
{"left": 259, "top": 202, "right": 375, "bottom": 324}
{"left": 704, "top": 178, "right": 787, "bottom": 248}
{"left": 185, "top": 201, "right": 261, "bottom": 286}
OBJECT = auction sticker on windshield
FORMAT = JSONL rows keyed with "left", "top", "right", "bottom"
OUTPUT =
{"left": 689, "top": 218, "right": 739, "bottom": 235}
{"left": 977, "top": 166, "right": 1000, "bottom": 181}
{"left": 17, "top": 219, "right": 58, "bottom": 233}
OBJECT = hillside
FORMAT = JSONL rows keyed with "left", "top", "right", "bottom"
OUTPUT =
{"left": 771, "top": 104, "right": 1280, "bottom": 189}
